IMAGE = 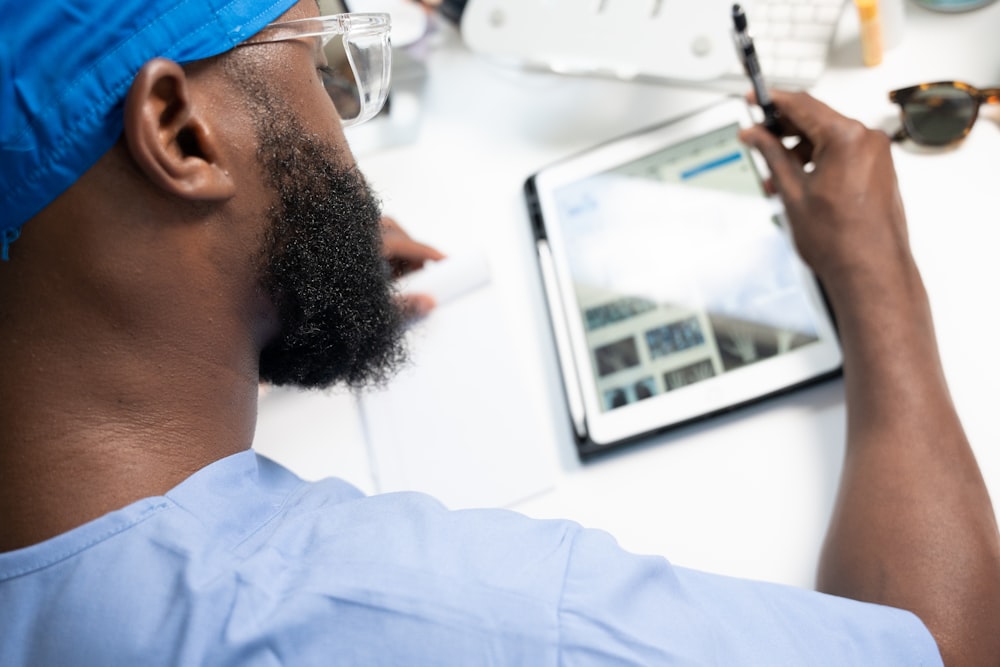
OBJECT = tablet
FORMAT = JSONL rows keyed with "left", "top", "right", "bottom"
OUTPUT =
{"left": 525, "top": 98, "right": 842, "bottom": 458}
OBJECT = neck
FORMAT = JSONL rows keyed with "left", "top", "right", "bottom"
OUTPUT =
{"left": 0, "top": 303, "right": 263, "bottom": 553}
{"left": 0, "top": 152, "right": 285, "bottom": 552}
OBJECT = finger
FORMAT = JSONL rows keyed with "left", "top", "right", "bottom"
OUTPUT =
{"left": 397, "top": 292, "right": 436, "bottom": 319}
{"left": 388, "top": 257, "right": 413, "bottom": 278}
{"left": 789, "top": 136, "right": 815, "bottom": 166}
{"left": 767, "top": 90, "right": 848, "bottom": 144}
{"left": 745, "top": 90, "right": 803, "bottom": 140}
{"left": 389, "top": 237, "right": 446, "bottom": 265}
{"left": 739, "top": 125, "right": 804, "bottom": 200}
{"left": 380, "top": 218, "right": 446, "bottom": 274}
{"left": 379, "top": 215, "right": 445, "bottom": 263}
{"left": 744, "top": 102, "right": 815, "bottom": 166}
{"left": 762, "top": 177, "right": 778, "bottom": 196}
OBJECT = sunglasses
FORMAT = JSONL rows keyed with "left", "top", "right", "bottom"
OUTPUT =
{"left": 889, "top": 81, "right": 1000, "bottom": 146}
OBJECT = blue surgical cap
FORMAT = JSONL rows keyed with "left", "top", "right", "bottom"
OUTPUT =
{"left": 0, "top": 0, "right": 299, "bottom": 257}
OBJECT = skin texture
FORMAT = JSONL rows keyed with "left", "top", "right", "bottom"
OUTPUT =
{"left": 741, "top": 90, "right": 1000, "bottom": 667}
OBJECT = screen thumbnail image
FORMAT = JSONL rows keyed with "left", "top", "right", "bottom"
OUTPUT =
{"left": 708, "top": 312, "right": 819, "bottom": 372}
{"left": 585, "top": 297, "right": 657, "bottom": 331}
{"left": 594, "top": 336, "right": 641, "bottom": 377}
{"left": 645, "top": 317, "right": 705, "bottom": 359}
{"left": 664, "top": 359, "right": 716, "bottom": 391}
{"left": 603, "top": 377, "right": 658, "bottom": 410}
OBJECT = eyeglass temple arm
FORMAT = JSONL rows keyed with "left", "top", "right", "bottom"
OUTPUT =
{"left": 981, "top": 88, "right": 1000, "bottom": 103}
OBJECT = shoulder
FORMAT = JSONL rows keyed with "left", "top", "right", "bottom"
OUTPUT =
{"left": 269, "top": 485, "right": 585, "bottom": 599}
{"left": 556, "top": 528, "right": 942, "bottom": 665}
{"left": 214, "top": 487, "right": 582, "bottom": 664}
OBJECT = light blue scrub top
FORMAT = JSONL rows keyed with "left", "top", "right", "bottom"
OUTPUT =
{"left": 0, "top": 451, "right": 942, "bottom": 665}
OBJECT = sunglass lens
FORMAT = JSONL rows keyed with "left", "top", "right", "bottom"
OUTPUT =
{"left": 902, "top": 86, "right": 977, "bottom": 146}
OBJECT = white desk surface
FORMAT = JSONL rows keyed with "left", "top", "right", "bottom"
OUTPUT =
{"left": 254, "top": 2, "right": 1000, "bottom": 590}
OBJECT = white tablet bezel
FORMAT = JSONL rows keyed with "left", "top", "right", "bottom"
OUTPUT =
{"left": 530, "top": 98, "right": 842, "bottom": 450}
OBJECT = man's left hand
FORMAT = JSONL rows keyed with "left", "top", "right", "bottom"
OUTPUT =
{"left": 381, "top": 215, "right": 445, "bottom": 318}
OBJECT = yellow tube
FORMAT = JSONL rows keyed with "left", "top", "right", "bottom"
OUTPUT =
{"left": 855, "top": 0, "right": 883, "bottom": 67}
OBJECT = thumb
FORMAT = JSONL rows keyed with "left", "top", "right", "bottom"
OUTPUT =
{"left": 739, "top": 125, "right": 802, "bottom": 201}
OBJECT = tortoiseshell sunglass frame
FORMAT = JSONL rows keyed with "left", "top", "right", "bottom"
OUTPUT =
{"left": 888, "top": 81, "right": 1000, "bottom": 146}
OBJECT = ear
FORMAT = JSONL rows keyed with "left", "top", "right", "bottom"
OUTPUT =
{"left": 123, "top": 58, "right": 236, "bottom": 201}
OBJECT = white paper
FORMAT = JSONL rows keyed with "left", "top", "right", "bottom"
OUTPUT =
{"left": 397, "top": 253, "right": 492, "bottom": 307}
{"left": 358, "top": 255, "right": 555, "bottom": 509}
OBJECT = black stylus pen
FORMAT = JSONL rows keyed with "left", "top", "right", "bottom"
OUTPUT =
{"left": 732, "top": 4, "right": 781, "bottom": 134}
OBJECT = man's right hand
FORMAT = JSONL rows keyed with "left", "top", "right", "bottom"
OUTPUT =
{"left": 739, "top": 91, "right": 912, "bottom": 290}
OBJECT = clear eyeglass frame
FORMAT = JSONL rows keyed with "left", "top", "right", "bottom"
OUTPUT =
{"left": 243, "top": 13, "right": 392, "bottom": 127}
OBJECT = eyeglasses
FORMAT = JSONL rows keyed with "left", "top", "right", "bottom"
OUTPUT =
{"left": 889, "top": 81, "right": 1000, "bottom": 147}
{"left": 244, "top": 13, "right": 391, "bottom": 127}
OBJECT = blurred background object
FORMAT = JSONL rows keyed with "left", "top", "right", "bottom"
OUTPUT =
{"left": 340, "top": 0, "right": 433, "bottom": 154}
{"left": 911, "top": 0, "right": 998, "bottom": 11}
{"left": 457, "top": 0, "right": 736, "bottom": 84}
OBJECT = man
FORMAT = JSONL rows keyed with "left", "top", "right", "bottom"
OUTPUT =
{"left": 1, "top": 0, "right": 998, "bottom": 664}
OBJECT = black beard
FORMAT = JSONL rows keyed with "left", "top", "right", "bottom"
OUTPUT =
{"left": 253, "top": 98, "right": 406, "bottom": 389}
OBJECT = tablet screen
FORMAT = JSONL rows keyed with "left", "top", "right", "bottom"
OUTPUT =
{"left": 550, "top": 122, "right": 828, "bottom": 413}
